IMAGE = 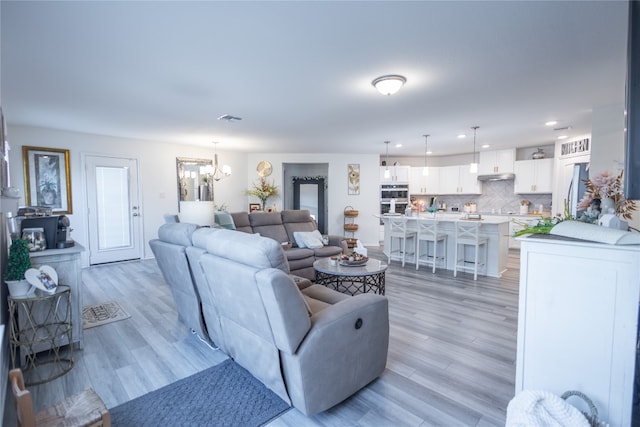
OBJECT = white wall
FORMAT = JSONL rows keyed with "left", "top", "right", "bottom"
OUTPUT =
{"left": 7, "top": 125, "right": 249, "bottom": 266}
{"left": 246, "top": 153, "right": 381, "bottom": 246}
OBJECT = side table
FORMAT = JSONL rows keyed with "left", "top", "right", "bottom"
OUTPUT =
{"left": 8, "top": 285, "right": 74, "bottom": 385}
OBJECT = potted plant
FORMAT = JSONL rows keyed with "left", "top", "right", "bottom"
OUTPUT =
{"left": 4, "top": 238, "right": 33, "bottom": 297}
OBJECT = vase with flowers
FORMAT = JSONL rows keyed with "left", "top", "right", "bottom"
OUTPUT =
{"left": 577, "top": 170, "right": 637, "bottom": 220}
{"left": 246, "top": 177, "right": 279, "bottom": 211}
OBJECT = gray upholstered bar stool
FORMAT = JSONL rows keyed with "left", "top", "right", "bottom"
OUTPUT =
{"left": 453, "top": 220, "right": 487, "bottom": 280}
{"left": 415, "top": 218, "right": 448, "bottom": 273}
{"left": 387, "top": 217, "right": 417, "bottom": 267}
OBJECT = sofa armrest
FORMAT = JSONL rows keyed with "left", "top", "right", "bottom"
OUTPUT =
{"left": 298, "top": 294, "right": 389, "bottom": 356}
{"left": 327, "top": 234, "right": 346, "bottom": 247}
{"left": 281, "top": 294, "right": 389, "bottom": 414}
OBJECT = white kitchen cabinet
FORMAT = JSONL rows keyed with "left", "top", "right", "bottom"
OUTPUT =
{"left": 439, "top": 166, "right": 482, "bottom": 195}
{"left": 516, "top": 236, "right": 640, "bottom": 427}
{"left": 380, "top": 165, "right": 410, "bottom": 183}
{"left": 409, "top": 166, "right": 440, "bottom": 195}
{"left": 478, "top": 149, "right": 515, "bottom": 175}
{"left": 514, "top": 158, "right": 553, "bottom": 193}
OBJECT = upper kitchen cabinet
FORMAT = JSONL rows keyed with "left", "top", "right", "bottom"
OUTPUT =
{"left": 380, "top": 165, "right": 410, "bottom": 183}
{"left": 439, "top": 165, "right": 482, "bottom": 195}
{"left": 514, "top": 158, "right": 554, "bottom": 194}
{"left": 409, "top": 166, "right": 440, "bottom": 195}
{"left": 479, "top": 149, "right": 515, "bottom": 175}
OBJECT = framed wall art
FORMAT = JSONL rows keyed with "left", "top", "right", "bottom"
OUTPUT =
{"left": 249, "top": 203, "right": 261, "bottom": 212}
{"left": 348, "top": 163, "right": 360, "bottom": 195}
{"left": 23, "top": 146, "right": 72, "bottom": 214}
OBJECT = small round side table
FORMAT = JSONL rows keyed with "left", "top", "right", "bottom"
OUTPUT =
{"left": 8, "top": 285, "right": 74, "bottom": 385}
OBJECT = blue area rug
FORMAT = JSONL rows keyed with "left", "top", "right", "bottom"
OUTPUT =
{"left": 110, "top": 359, "right": 290, "bottom": 426}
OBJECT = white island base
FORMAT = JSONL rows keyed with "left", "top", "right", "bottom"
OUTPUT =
{"left": 380, "top": 214, "right": 510, "bottom": 278}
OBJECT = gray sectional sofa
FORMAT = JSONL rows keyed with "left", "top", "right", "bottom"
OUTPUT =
{"left": 150, "top": 223, "right": 390, "bottom": 416}
{"left": 230, "top": 210, "right": 347, "bottom": 280}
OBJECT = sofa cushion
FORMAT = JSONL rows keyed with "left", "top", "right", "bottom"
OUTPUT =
{"left": 285, "top": 247, "right": 314, "bottom": 261}
{"left": 214, "top": 211, "right": 236, "bottom": 229}
{"left": 282, "top": 210, "right": 316, "bottom": 246}
{"left": 293, "top": 230, "right": 324, "bottom": 249}
{"left": 230, "top": 212, "right": 252, "bottom": 233}
{"left": 249, "top": 212, "right": 290, "bottom": 244}
{"left": 206, "top": 229, "right": 289, "bottom": 273}
{"left": 158, "top": 222, "right": 199, "bottom": 246}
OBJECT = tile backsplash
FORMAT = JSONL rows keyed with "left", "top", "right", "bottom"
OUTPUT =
{"left": 411, "top": 179, "right": 552, "bottom": 214}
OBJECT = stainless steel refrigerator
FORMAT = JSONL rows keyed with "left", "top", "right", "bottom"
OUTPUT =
{"left": 567, "top": 162, "right": 589, "bottom": 217}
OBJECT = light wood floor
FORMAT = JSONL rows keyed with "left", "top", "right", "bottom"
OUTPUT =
{"left": 3, "top": 247, "right": 520, "bottom": 426}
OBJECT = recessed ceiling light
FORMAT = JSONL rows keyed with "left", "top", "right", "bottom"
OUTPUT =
{"left": 545, "top": 120, "right": 558, "bottom": 126}
{"left": 481, "top": 144, "right": 490, "bottom": 149}
{"left": 395, "top": 143, "right": 402, "bottom": 148}
{"left": 558, "top": 135, "right": 568, "bottom": 140}
{"left": 457, "top": 134, "right": 466, "bottom": 139}
{"left": 426, "top": 151, "right": 432, "bottom": 155}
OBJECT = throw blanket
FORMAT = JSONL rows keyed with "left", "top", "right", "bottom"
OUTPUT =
{"left": 506, "top": 389, "right": 589, "bottom": 427}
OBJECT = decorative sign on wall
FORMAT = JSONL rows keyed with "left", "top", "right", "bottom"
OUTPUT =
{"left": 560, "top": 138, "right": 590, "bottom": 158}
{"left": 348, "top": 164, "right": 360, "bottom": 195}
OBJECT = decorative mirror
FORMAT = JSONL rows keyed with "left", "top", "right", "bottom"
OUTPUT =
{"left": 257, "top": 160, "right": 273, "bottom": 177}
{"left": 176, "top": 157, "right": 213, "bottom": 204}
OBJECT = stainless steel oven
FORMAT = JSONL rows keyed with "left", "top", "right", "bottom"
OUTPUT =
{"left": 380, "top": 184, "right": 409, "bottom": 223}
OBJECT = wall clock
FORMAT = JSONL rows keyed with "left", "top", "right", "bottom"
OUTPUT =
{"left": 257, "top": 160, "right": 273, "bottom": 177}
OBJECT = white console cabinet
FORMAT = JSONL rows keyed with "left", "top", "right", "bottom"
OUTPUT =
{"left": 516, "top": 236, "right": 640, "bottom": 427}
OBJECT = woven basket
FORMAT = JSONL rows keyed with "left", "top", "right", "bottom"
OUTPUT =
{"left": 344, "top": 224, "right": 359, "bottom": 232}
{"left": 561, "top": 390, "right": 604, "bottom": 427}
{"left": 346, "top": 238, "right": 358, "bottom": 248}
{"left": 344, "top": 209, "right": 359, "bottom": 217}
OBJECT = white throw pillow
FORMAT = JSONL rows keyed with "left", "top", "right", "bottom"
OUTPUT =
{"left": 293, "top": 230, "right": 324, "bottom": 249}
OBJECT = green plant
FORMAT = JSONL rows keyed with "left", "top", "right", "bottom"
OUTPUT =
{"left": 4, "top": 239, "right": 32, "bottom": 281}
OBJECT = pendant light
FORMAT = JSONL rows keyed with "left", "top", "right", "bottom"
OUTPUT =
{"left": 383, "top": 141, "right": 391, "bottom": 179}
{"left": 422, "top": 134, "right": 430, "bottom": 176}
{"left": 469, "top": 126, "right": 479, "bottom": 174}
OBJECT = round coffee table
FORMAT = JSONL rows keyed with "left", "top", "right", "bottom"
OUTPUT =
{"left": 313, "top": 258, "right": 387, "bottom": 295}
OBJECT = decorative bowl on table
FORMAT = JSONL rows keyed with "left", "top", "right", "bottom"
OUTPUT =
{"left": 339, "top": 253, "right": 368, "bottom": 266}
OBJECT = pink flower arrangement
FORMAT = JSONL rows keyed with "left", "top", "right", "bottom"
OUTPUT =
{"left": 577, "top": 170, "right": 636, "bottom": 220}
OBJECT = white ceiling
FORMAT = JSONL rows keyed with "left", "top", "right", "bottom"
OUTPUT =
{"left": 0, "top": 1, "right": 630, "bottom": 158}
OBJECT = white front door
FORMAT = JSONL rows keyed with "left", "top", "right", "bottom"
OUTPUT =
{"left": 85, "top": 155, "right": 142, "bottom": 264}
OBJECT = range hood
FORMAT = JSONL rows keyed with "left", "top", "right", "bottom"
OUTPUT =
{"left": 477, "top": 172, "right": 515, "bottom": 181}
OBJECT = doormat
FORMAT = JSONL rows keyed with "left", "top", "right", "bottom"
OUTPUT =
{"left": 82, "top": 301, "right": 131, "bottom": 329}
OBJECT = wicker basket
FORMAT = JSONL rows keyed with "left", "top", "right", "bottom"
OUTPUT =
{"left": 345, "top": 238, "right": 358, "bottom": 248}
{"left": 561, "top": 390, "right": 604, "bottom": 427}
{"left": 344, "top": 224, "right": 359, "bottom": 232}
{"left": 344, "top": 209, "right": 359, "bottom": 217}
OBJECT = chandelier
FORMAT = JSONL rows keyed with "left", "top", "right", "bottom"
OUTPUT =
{"left": 207, "top": 141, "right": 232, "bottom": 181}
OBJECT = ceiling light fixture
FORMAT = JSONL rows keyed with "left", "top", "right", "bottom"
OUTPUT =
{"left": 372, "top": 75, "right": 407, "bottom": 96}
{"left": 383, "top": 141, "right": 391, "bottom": 179}
{"left": 422, "top": 134, "right": 430, "bottom": 176}
{"left": 545, "top": 120, "right": 558, "bottom": 126}
{"left": 208, "top": 141, "right": 232, "bottom": 181}
{"left": 470, "top": 126, "right": 479, "bottom": 174}
{"left": 457, "top": 134, "right": 466, "bottom": 139}
{"left": 557, "top": 135, "right": 568, "bottom": 140}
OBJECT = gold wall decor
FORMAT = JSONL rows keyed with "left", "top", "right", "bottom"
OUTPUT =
{"left": 348, "top": 164, "right": 360, "bottom": 195}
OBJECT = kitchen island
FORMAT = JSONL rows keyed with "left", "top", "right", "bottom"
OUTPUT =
{"left": 380, "top": 214, "right": 510, "bottom": 278}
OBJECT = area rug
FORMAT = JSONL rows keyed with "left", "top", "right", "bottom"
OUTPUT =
{"left": 109, "top": 359, "right": 290, "bottom": 426}
{"left": 82, "top": 301, "right": 131, "bottom": 329}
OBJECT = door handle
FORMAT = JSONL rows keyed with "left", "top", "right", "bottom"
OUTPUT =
{"left": 132, "top": 213, "right": 139, "bottom": 217}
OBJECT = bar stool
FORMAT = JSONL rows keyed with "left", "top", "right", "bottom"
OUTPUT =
{"left": 453, "top": 220, "right": 487, "bottom": 280}
{"left": 387, "top": 217, "right": 417, "bottom": 267}
{"left": 415, "top": 218, "right": 448, "bottom": 273}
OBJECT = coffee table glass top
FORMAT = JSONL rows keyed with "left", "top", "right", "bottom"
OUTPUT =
{"left": 313, "top": 258, "right": 387, "bottom": 276}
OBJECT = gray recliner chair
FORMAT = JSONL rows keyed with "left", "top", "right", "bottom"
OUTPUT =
{"left": 149, "top": 223, "right": 215, "bottom": 346}
{"left": 197, "top": 229, "right": 389, "bottom": 415}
